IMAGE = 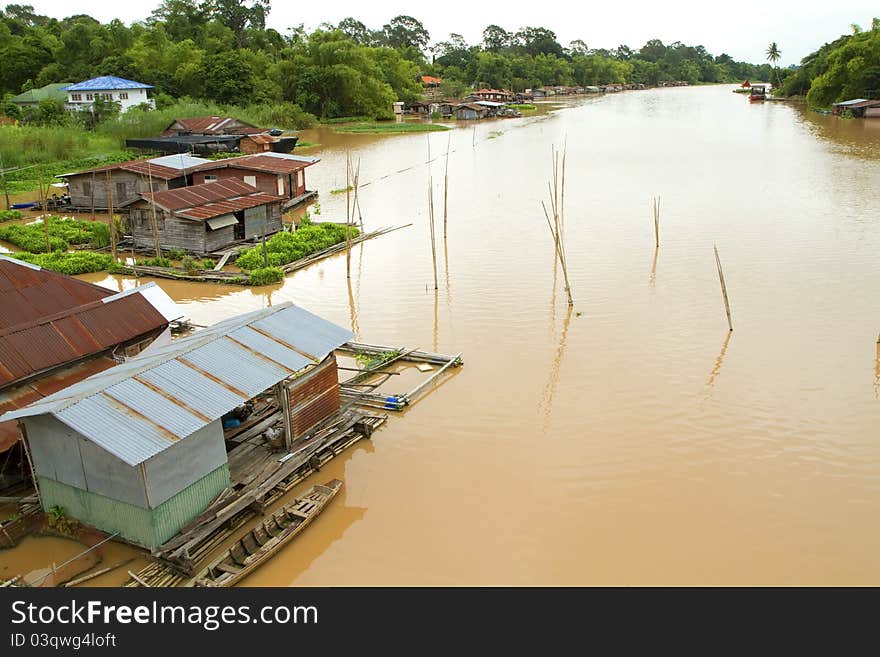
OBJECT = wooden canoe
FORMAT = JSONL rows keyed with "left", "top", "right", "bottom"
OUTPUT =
{"left": 188, "top": 479, "right": 343, "bottom": 587}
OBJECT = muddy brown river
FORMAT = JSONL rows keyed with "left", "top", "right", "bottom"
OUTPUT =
{"left": 10, "top": 84, "right": 880, "bottom": 585}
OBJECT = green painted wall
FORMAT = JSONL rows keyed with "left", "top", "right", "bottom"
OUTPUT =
{"left": 38, "top": 464, "right": 230, "bottom": 548}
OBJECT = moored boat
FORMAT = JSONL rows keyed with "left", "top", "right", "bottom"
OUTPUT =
{"left": 188, "top": 479, "right": 343, "bottom": 587}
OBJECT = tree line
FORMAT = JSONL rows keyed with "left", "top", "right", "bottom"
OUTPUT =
{"left": 776, "top": 18, "right": 880, "bottom": 107}
{"left": 1, "top": 1, "right": 777, "bottom": 127}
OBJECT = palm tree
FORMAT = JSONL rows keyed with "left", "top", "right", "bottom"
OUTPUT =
{"left": 766, "top": 42, "right": 782, "bottom": 88}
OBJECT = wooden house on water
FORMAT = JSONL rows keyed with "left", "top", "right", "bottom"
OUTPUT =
{"left": 454, "top": 103, "right": 489, "bottom": 120}
{"left": 832, "top": 99, "right": 880, "bottom": 118}
{"left": 0, "top": 256, "right": 179, "bottom": 494}
{"left": 0, "top": 303, "right": 353, "bottom": 549}
{"left": 129, "top": 178, "right": 284, "bottom": 254}
{"left": 58, "top": 154, "right": 214, "bottom": 212}
{"left": 190, "top": 152, "right": 320, "bottom": 210}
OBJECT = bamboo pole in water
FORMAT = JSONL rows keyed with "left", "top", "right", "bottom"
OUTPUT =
{"left": 443, "top": 133, "right": 450, "bottom": 239}
{"left": 0, "top": 153, "right": 10, "bottom": 210}
{"left": 345, "top": 153, "right": 352, "bottom": 278}
{"left": 353, "top": 157, "right": 362, "bottom": 229}
{"left": 541, "top": 145, "right": 573, "bottom": 306}
{"left": 714, "top": 244, "right": 732, "bottom": 331}
{"left": 653, "top": 195, "right": 660, "bottom": 247}
{"left": 428, "top": 177, "right": 438, "bottom": 290}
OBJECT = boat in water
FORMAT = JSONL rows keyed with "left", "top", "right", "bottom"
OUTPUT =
{"left": 188, "top": 479, "right": 343, "bottom": 587}
{"left": 749, "top": 85, "right": 767, "bottom": 102}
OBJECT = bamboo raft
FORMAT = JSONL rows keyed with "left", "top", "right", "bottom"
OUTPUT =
{"left": 188, "top": 480, "right": 343, "bottom": 587}
{"left": 338, "top": 342, "right": 463, "bottom": 411}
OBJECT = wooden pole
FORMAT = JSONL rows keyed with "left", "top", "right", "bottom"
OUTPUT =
{"left": 428, "top": 177, "right": 438, "bottom": 290}
{"left": 714, "top": 244, "right": 732, "bottom": 331}
{"left": 345, "top": 153, "right": 351, "bottom": 278}
{"left": 106, "top": 170, "right": 117, "bottom": 263}
{"left": 0, "top": 153, "right": 10, "bottom": 211}
{"left": 37, "top": 166, "right": 50, "bottom": 253}
{"left": 147, "top": 161, "right": 161, "bottom": 258}
{"left": 653, "top": 195, "right": 660, "bottom": 248}
{"left": 90, "top": 171, "right": 96, "bottom": 220}
{"left": 261, "top": 229, "right": 268, "bottom": 267}
{"left": 353, "top": 157, "right": 362, "bottom": 230}
{"left": 443, "top": 133, "right": 450, "bottom": 239}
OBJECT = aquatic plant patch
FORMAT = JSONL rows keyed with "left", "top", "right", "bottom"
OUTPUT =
{"left": 235, "top": 223, "right": 357, "bottom": 271}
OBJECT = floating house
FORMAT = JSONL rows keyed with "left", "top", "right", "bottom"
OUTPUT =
{"left": 129, "top": 178, "right": 284, "bottom": 253}
{"left": 9, "top": 83, "right": 71, "bottom": 109}
{"left": 832, "top": 99, "right": 880, "bottom": 118}
{"left": 64, "top": 76, "right": 155, "bottom": 113}
{"left": 59, "top": 154, "right": 214, "bottom": 211}
{"left": 122, "top": 117, "right": 299, "bottom": 156}
{"left": 0, "top": 303, "right": 352, "bottom": 548}
{"left": 161, "top": 117, "right": 266, "bottom": 137}
{"left": 190, "top": 152, "right": 320, "bottom": 209}
{"left": 454, "top": 103, "right": 489, "bottom": 120}
{"left": 0, "top": 256, "right": 178, "bottom": 493}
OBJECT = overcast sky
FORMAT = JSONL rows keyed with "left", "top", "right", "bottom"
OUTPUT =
{"left": 18, "top": 0, "right": 880, "bottom": 66}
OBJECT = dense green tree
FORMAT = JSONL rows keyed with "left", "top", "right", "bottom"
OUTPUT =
{"left": 380, "top": 15, "right": 429, "bottom": 52}
{"left": 337, "top": 17, "right": 370, "bottom": 45}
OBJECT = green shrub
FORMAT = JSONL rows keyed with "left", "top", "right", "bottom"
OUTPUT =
{"left": 0, "top": 216, "right": 110, "bottom": 252}
{"left": 180, "top": 255, "right": 199, "bottom": 273}
{"left": 14, "top": 251, "right": 112, "bottom": 275}
{"left": 235, "top": 222, "right": 357, "bottom": 271}
{"left": 166, "top": 248, "right": 185, "bottom": 260}
{"left": 247, "top": 266, "right": 284, "bottom": 285}
{"left": 0, "top": 210, "right": 22, "bottom": 222}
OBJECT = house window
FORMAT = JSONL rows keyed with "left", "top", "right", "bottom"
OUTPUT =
{"left": 119, "top": 92, "right": 128, "bottom": 100}
{"left": 82, "top": 181, "right": 91, "bottom": 196}
{"left": 70, "top": 94, "right": 82, "bottom": 102}
{"left": 204, "top": 175, "right": 219, "bottom": 182}
{"left": 86, "top": 94, "right": 94, "bottom": 101}
{"left": 115, "top": 182, "right": 126, "bottom": 198}
{"left": 297, "top": 170, "right": 304, "bottom": 188}
{"left": 101, "top": 93, "right": 113, "bottom": 100}
{"left": 244, "top": 175, "right": 257, "bottom": 187}
{"left": 276, "top": 175, "right": 284, "bottom": 196}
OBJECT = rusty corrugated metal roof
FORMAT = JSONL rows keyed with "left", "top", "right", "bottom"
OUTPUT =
{"left": 0, "top": 257, "right": 112, "bottom": 331}
{"left": 58, "top": 155, "right": 214, "bottom": 181}
{"left": 162, "top": 116, "right": 263, "bottom": 136}
{"left": 141, "top": 179, "right": 283, "bottom": 221}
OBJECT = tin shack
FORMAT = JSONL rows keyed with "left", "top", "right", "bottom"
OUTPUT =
{"left": 0, "top": 302, "right": 352, "bottom": 548}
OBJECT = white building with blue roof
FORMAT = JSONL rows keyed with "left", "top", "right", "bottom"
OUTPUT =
{"left": 64, "top": 76, "right": 155, "bottom": 113}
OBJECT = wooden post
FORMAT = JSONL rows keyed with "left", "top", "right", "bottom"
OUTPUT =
{"left": 0, "top": 153, "right": 10, "bottom": 211}
{"left": 90, "top": 171, "right": 96, "bottom": 221}
{"left": 443, "top": 133, "right": 450, "bottom": 239}
{"left": 653, "top": 195, "right": 660, "bottom": 247}
{"left": 714, "top": 244, "right": 732, "bottom": 331}
{"left": 147, "top": 161, "right": 161, "bottom": 258}
{"left": 346, "top": 154, "right": 353, "bottom": 278}
{"left": 261, "top": 229, "right": 268, "bottom": 267}
{"left": 37, "top": 166, "right": 50, "bottom": 253}
{"left": 106, "top": 170, "right": 117, "bottom": 263}
{"left": 428, "top": 177, "right": 438, "bottom": 290}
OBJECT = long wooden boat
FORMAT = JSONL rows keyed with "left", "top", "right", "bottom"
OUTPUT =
{"left": 188, "top": 479, "right": 343, "bottom": 587}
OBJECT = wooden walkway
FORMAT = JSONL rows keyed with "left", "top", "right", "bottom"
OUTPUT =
{"left": 125, "top": 411, "right": 385, "bottom": 586}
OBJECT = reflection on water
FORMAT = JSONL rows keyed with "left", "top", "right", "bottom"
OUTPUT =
{"left": 73, "top": 87, "right": 880, "bottom": 585}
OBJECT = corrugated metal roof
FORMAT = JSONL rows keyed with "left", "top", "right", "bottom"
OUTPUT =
{"left": 0, "top": 303, "right": 353, "bottom": 466}
{"left": 163, "top": 116, "right": 262, "bottom": 136}
{"left": 58, "top": 155, "right": 214, "bottom": 181}
{"left": 191, "top": 152, "right": 319, "bottom": 176}
{"left": 64, "top": 76, "right": 153, "bottom": 91}
{"left": 141, "top": 179, "right": 283, "bottom": 221}
{"left": 0, "top": 275, "right": 176, "bottom": 390}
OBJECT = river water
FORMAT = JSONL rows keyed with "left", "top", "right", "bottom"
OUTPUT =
{"left": 56, "top": 85, "right": 880, "bottom": 584}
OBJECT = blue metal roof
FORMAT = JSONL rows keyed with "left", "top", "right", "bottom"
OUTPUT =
{"left": 0, "top": 303, "right": 352, "bottom": 466}
{"left": 64, "top": 76, "right": 153, "bottom": 91}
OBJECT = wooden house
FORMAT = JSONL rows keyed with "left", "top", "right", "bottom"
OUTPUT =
{"left": 191, "top": 152, "right": 320, "bottom": 210}
{"left": 832, "top": 99, "right": 880, "bottom": 118}
{"left": 454, "top": 103, "right": 489, "bottom": 120}
{"left": 129, "top": 179, "right": 284, "bottom": 254}
{"left": 470, "top": 88, "right": 514, "bottom": 102}
{"left": 0, "top": 303, "right": 352, "bottom": 548}
{"left": 58, "top": 154, "right": 213, "bottom": 212}
{"left": 0, "top": 256, "right": 178, "bottom": 494}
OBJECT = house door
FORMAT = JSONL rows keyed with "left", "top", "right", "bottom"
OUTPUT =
{"left": 234, "top": 211, "right": 245, "bottom": 240}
